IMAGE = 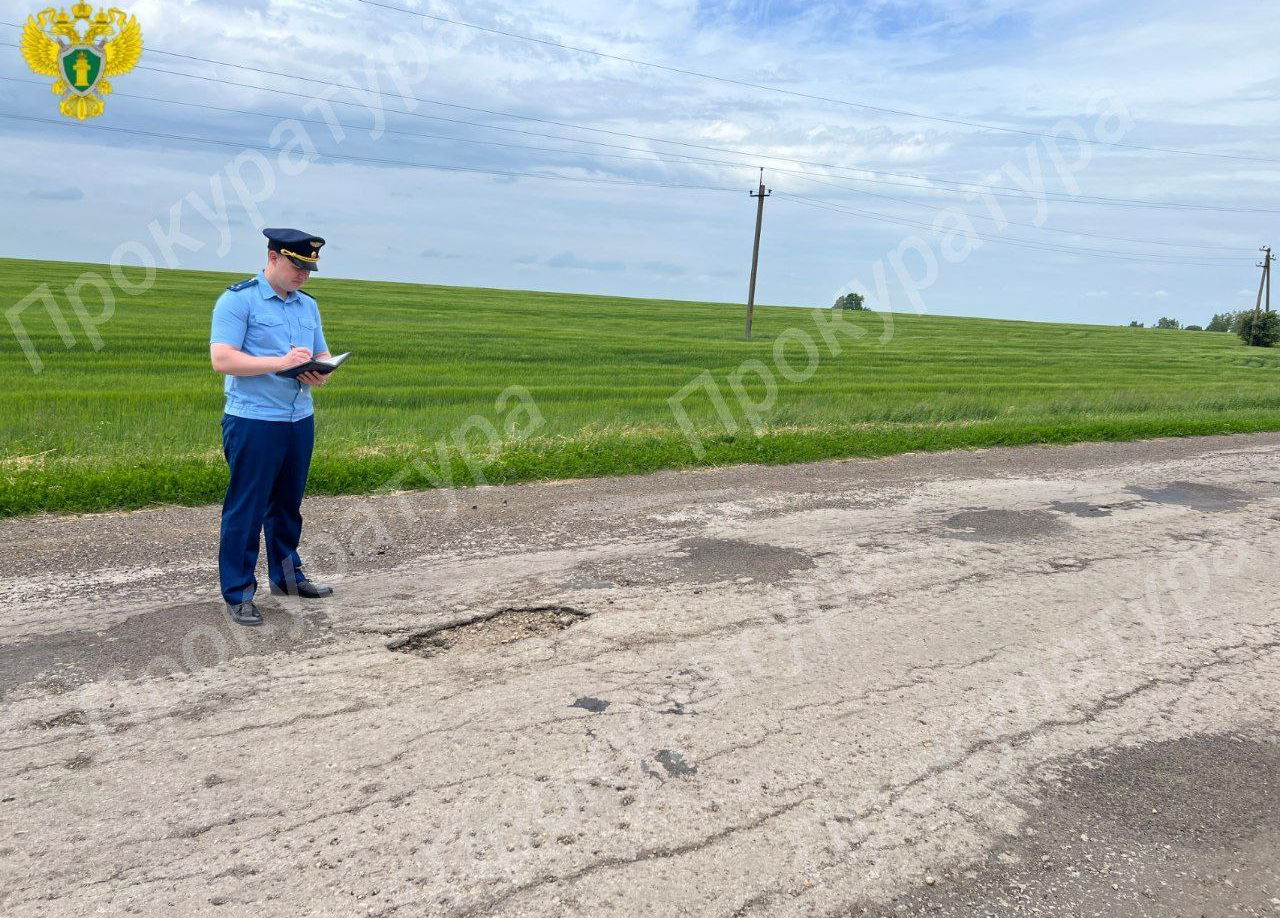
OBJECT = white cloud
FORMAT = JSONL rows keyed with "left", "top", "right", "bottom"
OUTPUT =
{"left": 0, "top": 0, "right": 1274, "bottom": 325}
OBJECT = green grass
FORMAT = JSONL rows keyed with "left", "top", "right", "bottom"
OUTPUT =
{"left": 3, "top": 256, "right": 1279, "bottom": 517}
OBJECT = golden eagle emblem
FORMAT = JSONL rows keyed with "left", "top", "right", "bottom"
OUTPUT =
{"left": 20, "top": 4, "right": 143, "bottom": 120}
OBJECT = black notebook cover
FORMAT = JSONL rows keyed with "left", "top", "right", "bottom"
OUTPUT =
{"left": 276, "top": 352, "right": 351, "bottom": 379}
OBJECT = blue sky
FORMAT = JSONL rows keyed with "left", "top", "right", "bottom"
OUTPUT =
{"left": 1, "top": 0, "right": 1276, "bottom": 326}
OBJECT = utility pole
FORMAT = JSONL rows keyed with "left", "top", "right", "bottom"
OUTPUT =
{"left": 1255, "top": 246, "right": 1273, "bottom": 315}
{"left": 1247, "top": 246, "right": 1273, "bottom": 346}
{"left": 744, "top": 168, "right": 770, "bottom": 340}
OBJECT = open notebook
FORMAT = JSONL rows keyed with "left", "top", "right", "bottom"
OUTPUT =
{"left": 276, "top": 352, "right": 351, "bottom": 380}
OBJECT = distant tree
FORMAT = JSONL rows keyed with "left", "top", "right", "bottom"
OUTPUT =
{"left": 1231, "top": 310, "right": 1280, "bottom": 347}
{"left": 1206, "top": 311, "right": 1237, "bottom": 332}
{"left": 833, "top": 293, "right": 867, "bottom": 310}
{"left": 1154, "top": 317, "right": 1182, "bottom": 330}
{"left": 1184, "top": 324, "right": 1204, "bottom": 331}
{"left": 1128, "top": 320, "right": 1145, "bottom": 328}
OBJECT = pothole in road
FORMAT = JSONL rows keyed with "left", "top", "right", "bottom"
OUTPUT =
{"left": 387, "top": 606, "right": 591, "bottom": 658}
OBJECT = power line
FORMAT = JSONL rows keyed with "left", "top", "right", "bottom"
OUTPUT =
{"left": 0, "top": 74, "right": 758, "bottom": 173}
{"left": 0, "top": 112, "right": 743, "bottom": 194}
{"left": 775, "top": 193, "right": 1252, "bottom": 268}
{"left": 0, "top": 73, "right": 1250, "bottom": 256}
{"left": 0, "top": 108, "right": 1246, "bottom": 267}
{"left": 341, "top": 0, "right": 1280, "bottom": 166}
{"left": 2, "top": 39, "right": 1270, "bottom": 217}
{"left": 781, "top": 194, "right": 1251, "bottom": 269}
{"left": 0, "top": 24, "right": 1266, "bottom": 263}
{"left": 118, "top": 49, "right": 1280, "bottom": 214}
{"left": 779, "top": 162, "right": 1277, "bottom": 215}
{"left": 782, "top": 171, "right": 1251, "bottom": 253}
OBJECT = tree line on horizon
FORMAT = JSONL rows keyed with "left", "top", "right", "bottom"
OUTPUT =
{"left": 830, "top": 294, "right": 1278, "bottom": 348}
{"left": 1128, "top": 310, "right": 1279, "bottom": 347}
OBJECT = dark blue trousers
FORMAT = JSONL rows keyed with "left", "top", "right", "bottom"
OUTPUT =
{"left": 219, "top": 414, "right": 315, "bottom": 605}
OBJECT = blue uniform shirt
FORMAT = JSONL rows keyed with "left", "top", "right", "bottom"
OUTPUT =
{"left": 210, "top": 272, "right": 329, "bottom": 422}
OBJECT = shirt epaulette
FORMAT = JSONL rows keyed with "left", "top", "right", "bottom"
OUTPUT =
{"left": 226, "top": 277, "right": 256, "bottom": 292}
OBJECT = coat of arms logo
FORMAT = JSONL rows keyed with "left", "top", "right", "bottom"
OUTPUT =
{"left": 20, "top": 4, "right": 143, "bottom": 120}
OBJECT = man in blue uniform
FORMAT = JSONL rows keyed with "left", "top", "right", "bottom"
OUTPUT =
{"left": 210, "top": 228, "right": 336, "bottom": 627}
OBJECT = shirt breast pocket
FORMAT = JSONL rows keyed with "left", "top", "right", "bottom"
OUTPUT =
{"left": 245, "top": 310, "right": 287, "bottom": 354}
{"left": 296, "top": 315, "right": 317, "bottom": 349}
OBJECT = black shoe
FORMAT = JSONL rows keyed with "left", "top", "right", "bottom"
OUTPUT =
{"left": 226, "top": 600, "right": 264, "bottom": 627}
{"left": 270, "top": 579, "right": 333, "bottom": 599}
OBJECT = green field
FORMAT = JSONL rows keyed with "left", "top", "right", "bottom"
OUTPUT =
{"left": 2, "top": 256, "right": 1279, "bottom": 517}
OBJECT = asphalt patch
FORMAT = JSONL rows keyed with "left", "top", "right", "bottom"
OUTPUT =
{"left": 572, "top": 537, "right": 816, "bottom": 587}
{"left": 1049, "top": 500, "right": 1112, "bottom": 518}
{"left": 1048, "top": 499, "right": 1145, "bottom": 518}
{"left": 643, "top": 749, "right": 698, "bottom": 780}
{"left": 1127, "top": 481, "right": 1253, "bottom": 512}
{"left": 0, "top": 601, "right": 332, "bottom": 700}
{"left": 388, "top": 606, "right": 590, "bottom": 658}
{"left": 570, "top": 696, "right": 611, "bottom": 713}
{"left": 665, "top": 537, "right": 816, "bottom": 585}
{"left": 862, "top": 734, "right": 1280, "bottom": 917}
{"left": 943, "top": 509, "right": 1069, "bottom": 543}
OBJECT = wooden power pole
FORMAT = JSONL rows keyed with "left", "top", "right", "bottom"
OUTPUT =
{"left": 1256, "top": 246, "right": 1274, "bottom": 315}
{"left": 1248, "top": 246, "right": 1274, "bottom": 345}
{"left": 744, "top": 168, "right": 770, "bottom": 340}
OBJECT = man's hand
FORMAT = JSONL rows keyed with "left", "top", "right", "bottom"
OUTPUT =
{"left": 279, "top": 346, "right": 312, "bottom": 371}
{"left": 211, "top": 343, "right": 311, "bottom": 378}
{"left": 297, "top": 351, "right": 332, "bottom": 387}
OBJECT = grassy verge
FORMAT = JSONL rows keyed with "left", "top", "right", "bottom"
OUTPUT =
{"left": 2, "top": 256, "right": 1279, "bottom": 516}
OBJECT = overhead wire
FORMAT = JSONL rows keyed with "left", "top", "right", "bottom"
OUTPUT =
{"left": 0, "top": 72, "right": 1254, "bottom": 256}
{"left": 775, "top": 193, "right": 1250, "bottom": 267}
{"left": 0, "top": 22, "right": 1266, "bottom": 270}
{"left": 342, "top": 0, "right": 1280, "bottom": 165}
{"left": 0, "top": 35, "right": 1272, "bottom": 215}
{"left": 114, "top": 49, "right": 1280, "bottom": 214}
{"left": 0, "top": 74, "right": 762, "bottom": 172}
{"left": 780, "top": 171, "right": 1252, "bottom": 253}
{"left": 0, "top": 112, "right": 744, "bottom": 193}
{"left": 0, "top": 110, "right": 1251, "bottom": 267}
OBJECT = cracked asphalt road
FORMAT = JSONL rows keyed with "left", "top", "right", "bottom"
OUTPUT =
{"left": 2, "top": 433, "right": 1279, "bottom": 917}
